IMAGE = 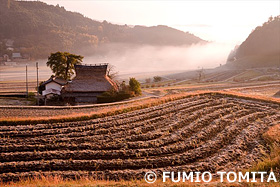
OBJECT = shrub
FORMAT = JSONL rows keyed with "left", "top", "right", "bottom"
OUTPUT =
{"left": 145, "top": 78, "right": 151, "bottom": 83}
{"left": 98, "top": 78, "right": 141, "bottom": 103}
{"left": 28, "top": 92, "right": 35, "bottom": 98}
{"left": 129, "top": 78, "right": 141, "bottom": 96}
{"left": 153, "top": 76, "right": 162, "bottom": 82}
{"left": 26, "top": 92, "right": 37, "bottom": 105}
{"left": 97, "top": 91, "right": 131, "bottom": 103}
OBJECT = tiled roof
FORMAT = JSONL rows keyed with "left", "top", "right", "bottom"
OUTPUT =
{"left": 42, "top": 77, "right": 67, "bottom": 86}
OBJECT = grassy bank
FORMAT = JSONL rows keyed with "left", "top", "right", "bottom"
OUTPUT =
{"left": 249, "top": 124, "right": 280, "bottom": 178}
{"left": 1, "top": 90, "right": 280, "bottom": 125}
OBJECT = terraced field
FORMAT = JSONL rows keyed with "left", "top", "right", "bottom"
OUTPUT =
{"left": 0, "top": 93, "right": 280, "bottom": 182}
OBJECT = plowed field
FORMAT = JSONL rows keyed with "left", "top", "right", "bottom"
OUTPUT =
{"left": 1, "top": 93, "right": 280, "bottom": 182}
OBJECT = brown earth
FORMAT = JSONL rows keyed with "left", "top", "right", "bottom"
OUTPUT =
{"left": 0, "top": 93, "right": 279, "bottom": 182}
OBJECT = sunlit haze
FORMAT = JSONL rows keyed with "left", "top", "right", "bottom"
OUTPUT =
{"left": 39, "top": 0, "right": 279, "bottom": 44}
{"left": 5, "top": 0, "right": 277, "bottom": 74}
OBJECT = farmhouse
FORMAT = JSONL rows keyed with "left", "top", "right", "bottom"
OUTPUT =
{"left": 42, "top": 76, "right": 67, "bottom": 99}
{"left": 62, "top": 64, "right": 118, "bottom": 103}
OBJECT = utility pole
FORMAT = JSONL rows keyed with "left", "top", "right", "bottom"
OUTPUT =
{"left": 26, "top": 65, "right": 28, "bottom": 98}
{"left": 36, "top": 62, "right": 39, "bottom": 105}
{"left": 7, "top": 0, "right": 10, "bottom": 9}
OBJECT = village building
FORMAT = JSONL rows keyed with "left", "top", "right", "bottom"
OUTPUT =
{"left": 11, "top": 52, "right": 29, "bottom": 62}
{"left": 62, "top": 63, "right": 118, "bottom": 103}
{"left": 4, "top": 54, "right": 17, "bottom": 65}
{"left": 3, "top": 54, "right": 9, "bottom": 62}
{"left": 12, "top": 53, "right": 22, "bottom": 60}
{"left": 0, "top": 54, "right": 8, "bottom": 65}
{"left": 42, "top": 76, "right": 67, "bottom": 99}
{"left": 6, "top": 47, "right": 14, "bottom": 51}
{"left": 5, "top": 39, "right": 14, "bottom": 47}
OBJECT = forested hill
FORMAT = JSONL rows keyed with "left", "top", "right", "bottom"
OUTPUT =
{"left": 0, "top": 0, "right": 204, "bottom": 59}
{"left": 226, "top": 16, "right": 280, "bottom": 68}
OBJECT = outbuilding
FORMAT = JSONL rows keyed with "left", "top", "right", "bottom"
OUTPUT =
{"left": 42, "top": 76, "right": 67, "bottom": 99}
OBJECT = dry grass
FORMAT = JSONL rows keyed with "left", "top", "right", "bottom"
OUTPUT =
{"left": 2, "top": 176, "right": 279, "bottom": 187}
{"left": 263, "top": 124, "right": 280, "bottom": 143}
{"left": 249, "top": 124, "right": 280, "bottom": 174}
{"left": 228, "top": 84, "right": 280, "bottom": 97}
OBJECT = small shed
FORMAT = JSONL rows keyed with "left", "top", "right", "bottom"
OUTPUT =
{"left": 62, "top": 64, "right": 118, "bottom": 103}
{"left": 42, "top": 76, "right": 67, "bottom": 99}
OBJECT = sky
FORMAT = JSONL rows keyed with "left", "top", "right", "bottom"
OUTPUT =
{"left": 39, "top": 0, "right": 280, "bottom": 45}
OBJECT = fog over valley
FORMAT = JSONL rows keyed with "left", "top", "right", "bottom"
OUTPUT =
{"left": 83, "top": 42, "right": 233, "bottom": 74}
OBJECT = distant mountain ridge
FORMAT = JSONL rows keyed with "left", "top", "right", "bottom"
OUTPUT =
{"left": 227, "top": 16, "right": 280, "bottom": 68}
{"left": 0, "top": 0, "right": 205, "bottom": 59}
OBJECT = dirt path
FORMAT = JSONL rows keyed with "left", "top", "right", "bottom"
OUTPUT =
{"left": 0, "top": 81, "right": 279, "bottom": 119}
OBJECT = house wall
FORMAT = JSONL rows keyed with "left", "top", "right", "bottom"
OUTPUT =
{"left": 46, "top": 82, "right": 62, "bottom": 91}
{"left": 75, "top": 96, "right": 98, "bottom": 103}
{"left": 46, "top": 93, "right": 55, "bottom": 99}
{"left": 62, "top": 92, "right": 103, "bottom": 103}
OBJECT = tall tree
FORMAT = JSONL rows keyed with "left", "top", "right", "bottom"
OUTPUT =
{"left": 47, "top": 52, "right": 83, "bottom": 80}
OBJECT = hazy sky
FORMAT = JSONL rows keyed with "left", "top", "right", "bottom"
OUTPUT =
{"left": 39, "top": 0, "right": 279, "bottom": 45}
